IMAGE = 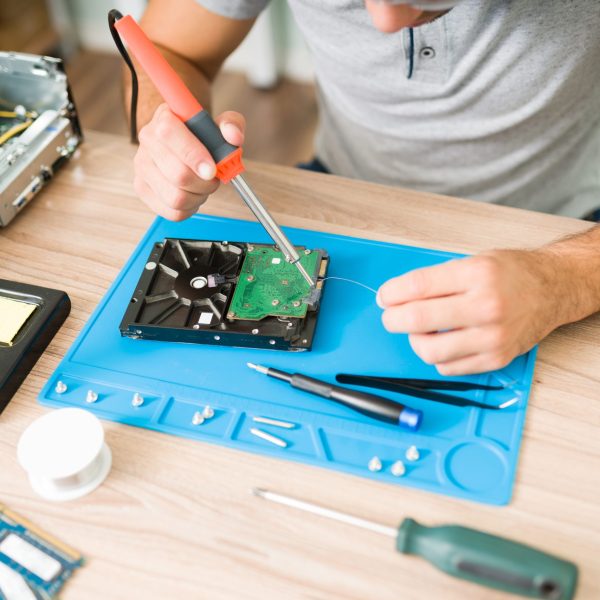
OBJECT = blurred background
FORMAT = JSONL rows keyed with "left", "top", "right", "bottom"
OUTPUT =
{"left": 0, "top": 0, "right": 318, "bottom": 165}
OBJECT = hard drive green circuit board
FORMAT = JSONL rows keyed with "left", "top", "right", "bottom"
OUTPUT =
{"left": 228, "top": 245, "right": 325, "bottom": 321}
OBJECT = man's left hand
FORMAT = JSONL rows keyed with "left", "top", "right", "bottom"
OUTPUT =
{"left": 377, "top": 249, "right": 561, "bottom": 375}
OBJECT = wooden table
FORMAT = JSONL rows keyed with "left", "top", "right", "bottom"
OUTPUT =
{"left": 1, "top": 131, "right": 598, "bottom": 600}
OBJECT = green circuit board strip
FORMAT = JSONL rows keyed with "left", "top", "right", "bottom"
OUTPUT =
{"left": 228, "top": 245, "right": 320, "bottom": 321}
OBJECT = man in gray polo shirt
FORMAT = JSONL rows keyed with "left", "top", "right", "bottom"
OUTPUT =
{"left": 130, "top": 0, "right": 600, "bottom": 374}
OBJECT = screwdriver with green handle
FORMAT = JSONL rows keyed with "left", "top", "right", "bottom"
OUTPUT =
{"left": 252, "top": 488, "right": 578, "bottom": 600}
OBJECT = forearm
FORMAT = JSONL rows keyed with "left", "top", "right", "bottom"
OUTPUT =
{"left": 534, "top": 224, "right": 600, "bottom": 327}
{"left": 123, "top": 44, "right": 213, "bottom": 133}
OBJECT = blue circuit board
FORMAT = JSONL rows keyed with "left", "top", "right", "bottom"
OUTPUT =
{"left": 39, "top": 215, "right": 537, "bottom": 505}
{"left": 0, "top": 504, "right": 83, "bottom": 599}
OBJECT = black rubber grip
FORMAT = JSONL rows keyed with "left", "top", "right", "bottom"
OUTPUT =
{"left": 291, "top": 374, "right": 404, "bottom": 424}
{"left": 184, "top": 109, "right": 238, "bottom": 163}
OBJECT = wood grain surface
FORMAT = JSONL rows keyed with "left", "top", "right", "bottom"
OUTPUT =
{"left": 0, "top": 131, "right": 598, "bottom": 600}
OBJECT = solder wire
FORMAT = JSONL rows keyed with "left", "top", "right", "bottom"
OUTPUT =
{"left": 320, "top": 276, "right": 377, "bottom": 295}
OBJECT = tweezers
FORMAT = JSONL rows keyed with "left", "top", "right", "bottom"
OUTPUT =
{"left": 335, "top": 374, "right": 516, "bottom": 410}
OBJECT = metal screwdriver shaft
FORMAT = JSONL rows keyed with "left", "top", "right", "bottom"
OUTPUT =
{"left": 231, "top": 175, "right": 314, "bottom": 286}
{"left": 252, "top": 488, "right": 396, "bottom": 537}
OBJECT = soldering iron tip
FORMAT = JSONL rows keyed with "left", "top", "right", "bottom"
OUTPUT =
{"left": 252, "top": 487, "right": 266, "bottom": 498}
{"left": 247, "top": 362, "right": 258, "bottom": 371}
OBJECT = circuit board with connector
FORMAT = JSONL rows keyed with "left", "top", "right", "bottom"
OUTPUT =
{"left": 228, "top": 245, "right": 325, "bottom": 321}
{"left": 0, "top": 504, "right": 83, "bottom": 598}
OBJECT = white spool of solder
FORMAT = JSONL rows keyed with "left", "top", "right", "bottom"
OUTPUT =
{"left": 17, "top": 408, "right": 111, "bottom": 501}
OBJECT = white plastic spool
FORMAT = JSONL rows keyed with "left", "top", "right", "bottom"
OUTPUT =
{"left": 17, "top": 408, "right": 111, "bottom": 501}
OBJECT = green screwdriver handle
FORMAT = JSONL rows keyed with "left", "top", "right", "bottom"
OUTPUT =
{"left": 396, "top": 518, "right": 578, "bottom": 600}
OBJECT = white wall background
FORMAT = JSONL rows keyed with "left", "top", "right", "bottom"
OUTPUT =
{"left": 64, "top": 0, "right": 315, "bottom": 85}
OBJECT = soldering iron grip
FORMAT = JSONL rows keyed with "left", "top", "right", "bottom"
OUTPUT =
{"left": 396, "top": 518, "right": 578, "bottom": 600}
{"left": 184, "top": 111, "right": 244, "bottom": 183}
{"left": 113, "top": 13, "right": 244, "bottom": 183}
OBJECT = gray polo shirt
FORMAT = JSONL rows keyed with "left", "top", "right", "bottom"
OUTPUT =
{"left": 197, "top": 0, "right": 600, "bottom": 217}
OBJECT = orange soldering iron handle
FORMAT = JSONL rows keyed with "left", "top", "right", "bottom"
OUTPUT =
{"left": 113, "top": 13, "right": 244, "bottom": 183}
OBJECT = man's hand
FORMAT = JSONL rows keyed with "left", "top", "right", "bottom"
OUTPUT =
{"left": 377, "top": 249, "right": 565, "bottom": 375}
{"left": 133, "top": 103, "right": 245, "bottom": 221}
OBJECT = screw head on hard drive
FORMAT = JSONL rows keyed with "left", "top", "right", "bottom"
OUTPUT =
{"left": 145, "top": 261, "right": 157, "bottom": 270}
{"left": 269, "top": 339, "right": 276, "bottom": 345}
{"left": 132, "top": 392, "right": 144, "bottom": 407}
{"left": 368, "top": 456, "right": 382, "bottom": 472}
{"left": 202, "top": 405, "right": 214, "bottom": 419}
{"left": 55, "top": 381, "right": 68, "bottom": 394}
{"left": 252, "top": 328, "right": 259, "bottom": 335}
{"left": 86, "top": 390, "right": 98, "bottom": 403}
{"left": 192, "top": 411, "right": 204, "bottom": 426}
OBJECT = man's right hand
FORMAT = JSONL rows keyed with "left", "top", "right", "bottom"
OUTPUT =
{"left": 133, "top": 103, "right": 246, "bottom": 221}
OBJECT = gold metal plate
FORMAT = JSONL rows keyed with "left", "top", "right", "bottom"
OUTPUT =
{"left": 0, "top": 297, "right": 37, "bottom": 345}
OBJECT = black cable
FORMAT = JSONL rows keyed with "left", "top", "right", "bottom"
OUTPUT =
{"left": 407, "top": 27, "right": 415, "bottom": 79}
{"left": 108, "top": 9, "right": 138, "bottom": 143}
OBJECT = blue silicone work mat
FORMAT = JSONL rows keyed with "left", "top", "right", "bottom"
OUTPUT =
{"left": 40, "top": 215, "right": 537, "bottom": 505}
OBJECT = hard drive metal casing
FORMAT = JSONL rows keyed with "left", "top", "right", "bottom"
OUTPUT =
{"left": 0, "top": 52, "right": 82, "bottom": 227}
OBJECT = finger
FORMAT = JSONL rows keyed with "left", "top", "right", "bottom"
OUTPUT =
{"left": 381, "top": 294, "right": 476, "bottom": 333}
{"left": 145, "top": 137, "right": 220, "bottom": 195}
{"left": 133, "top": 176, "right": 198, "bottom": 222}
{"left": 435, "top": 351, "right": 514, "bottom": 376}
{"left": 408, "top": 326, "right": 510, "bottom": 365}
{"left": 215, "top": 110, "right": 246, "bottom": 146}
{"left": 135, "top": 145, "right": 209, "bottom": 213}
{"left": 149, "top": 104, "right": 217, "bottom": 180}
{"left": 377, "top": 258, "right": 474, "bottom": 308}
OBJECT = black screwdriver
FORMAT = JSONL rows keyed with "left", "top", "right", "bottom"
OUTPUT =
{"left": 247, "top": 363, "right": 422, "bottom": 431}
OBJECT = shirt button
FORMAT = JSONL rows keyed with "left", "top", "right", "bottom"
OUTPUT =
{"left": 420, "top": 46, "right": 436, "bottom": 59}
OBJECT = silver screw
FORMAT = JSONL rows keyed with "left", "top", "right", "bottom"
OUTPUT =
{"left": 391, "top": 460, "right": 406, "bottom": 477}
{"left": 368, "top": 456, "right": 382, "bottom": 472}
{"left": 145, "top": 261, "right": 157, "bottom": 270}
{"left": 286, "top": 322, "right": 294, "bottom": 329}
{"left": 55, "top": 381, "right": 67, "bottom": 394}
{"left": 202, "top": 405, "right": 214, "bottom": 419}
{"left": 192, "top": 411, "right": 204, "bottom": 426}
{"left": 247, "top": 275, "right": 255, "bottom": 282}
{"left": 193, "top": 324, "right": 200, "bottom": 329}
{"left": 247, "top": 245, "right": 254, "bottom": 252}
{"left": 271, "top": 299, "right": 280, "bottom": 306}
{"left": 269, "top": 340, "right": 276, "bottom": 345}
{"left": 214, "top": 335, "right": 221, "bottom": 341}
{"left": 132, "top": 392, "right": 144, "bottom": 407}
{"left": 292, "top": 301, "right": 301, "bottom": 307}
{"left": 304, "top": 249, "right": 311, "bottom": 255}
{"left": 252, "top": 328, "right": 259, "bottom": 335}
{"left": 405, "top": 445, "right": 420, "bottom": 462}
{"left": 85, "top": 390, "right": 98, "bottom": 403}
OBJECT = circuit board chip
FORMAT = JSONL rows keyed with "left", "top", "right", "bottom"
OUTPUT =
{"left": 228, "top": 245, "right": 321, "bottom": 321}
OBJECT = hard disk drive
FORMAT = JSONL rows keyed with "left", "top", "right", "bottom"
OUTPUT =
{"left": 120, "top": 239, "right": 329, "bottom": 351}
